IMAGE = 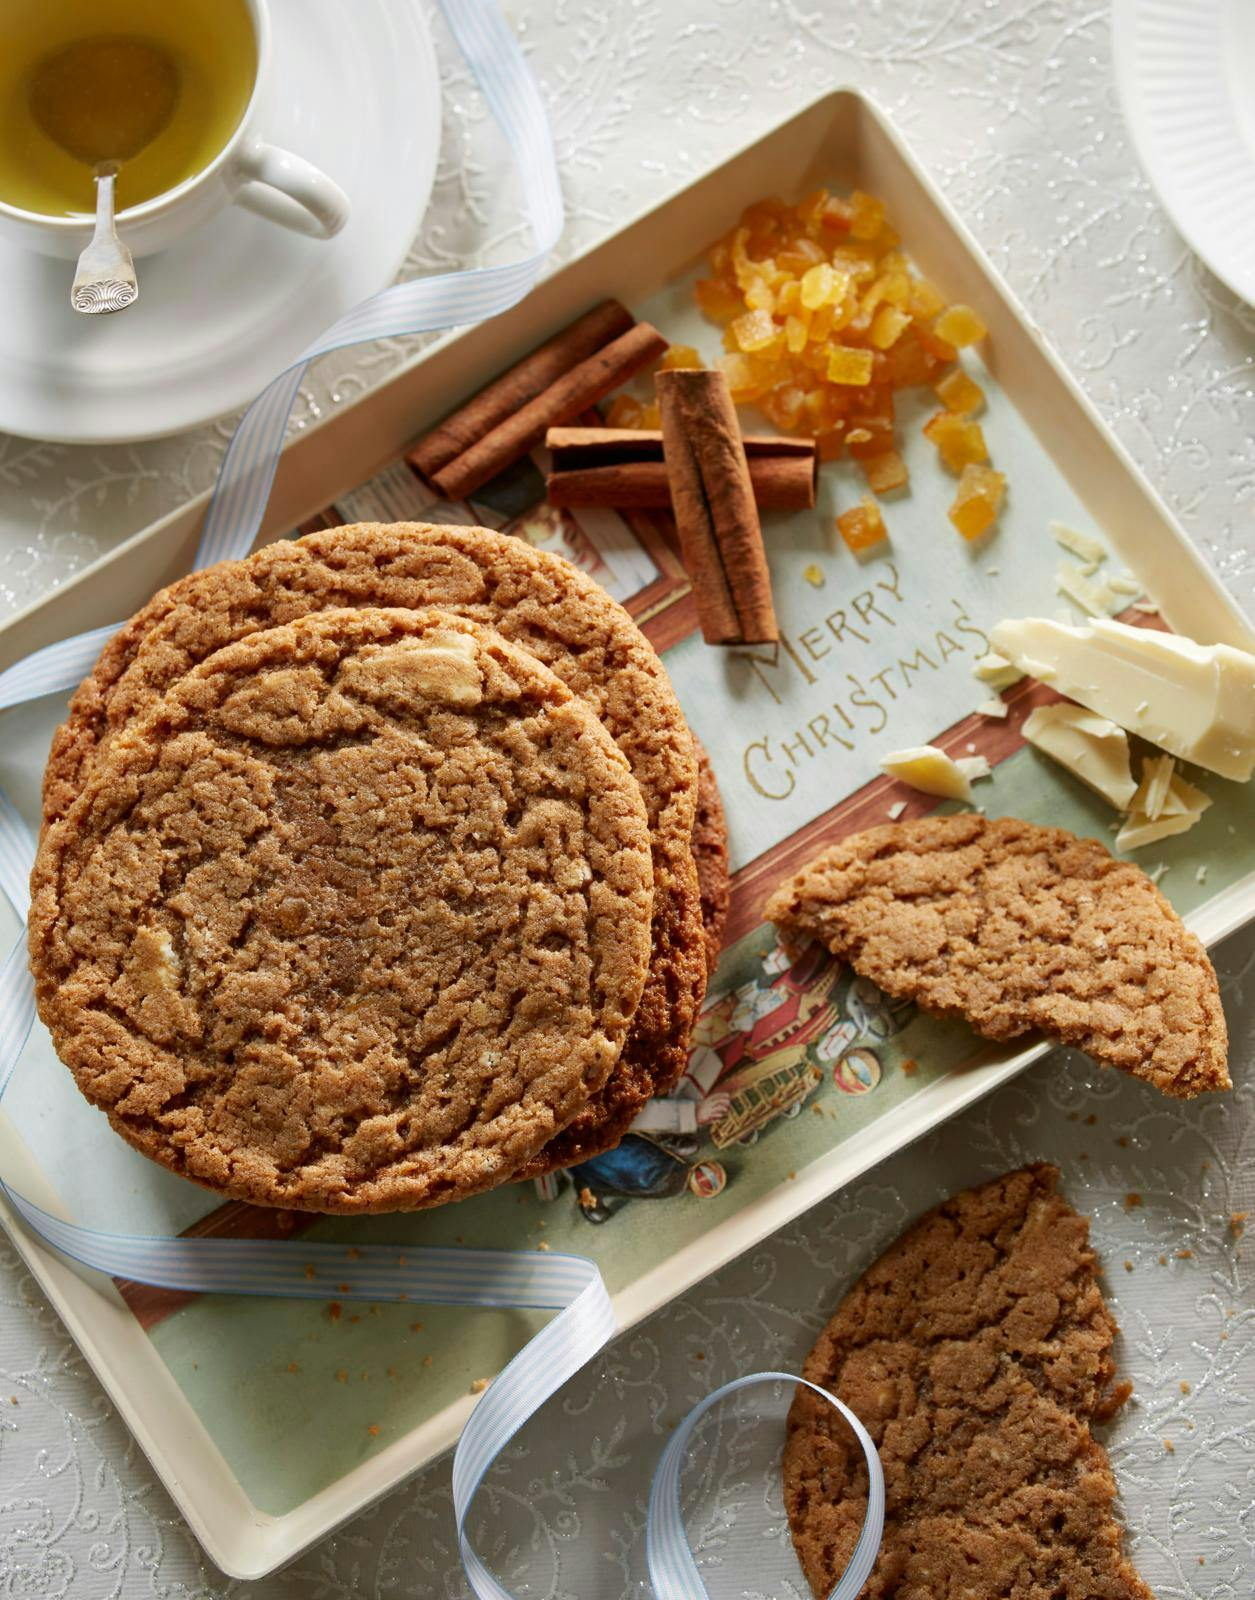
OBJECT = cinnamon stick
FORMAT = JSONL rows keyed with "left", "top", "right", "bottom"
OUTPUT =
{"left": 418, "top": 320, "right": 668, "bottom": 502}
{"left": 545, "top": 428, "right": 816, "bottom": 510}
{"left": 409, "top": 299, "right": 633, "bottom": 480}
{"left": 655, "top": 369, "right": 779, "bottom": 646}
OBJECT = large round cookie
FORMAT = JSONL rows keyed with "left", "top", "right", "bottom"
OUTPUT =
{"left": 784, "top": 1165, "right": 1153, "bottom": 1600}
{"left": 29, "top": 609, "right": 655, "bottom": 1213}
{"left": 42, "top": 522, "right": 708, "bottom": 1171}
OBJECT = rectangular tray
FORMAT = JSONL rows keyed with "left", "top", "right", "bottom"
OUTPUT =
{"left": 3, "top": 88, "right": 1253, "bottom": 1581}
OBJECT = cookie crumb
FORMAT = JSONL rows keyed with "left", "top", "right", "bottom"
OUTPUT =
{"left": 286, "top": 1362, "right": 299, "bottom": 1374}
{"left": 422, "top": 1355, "right": 433, "bottom": 1367}
{"left": 303, "top": 1264, "right": 316, "bottom": 1281}
{"left": 410, "top": 1321, "right": 424, "bottom": 1333}
{"left": 1177, "top": 1249, "right": 1193, "bottom": 1259}
{"left": 1123, "top": 1261, "right": 1133, "bottom": 1272}
{"left": 367, "top": 1424, "right": 379, "bottom": 1437}
{"left": 335, "top": 1369, "right": 348, "bottom": 1384}
{"left": 346, "top": 1247, "right": 360, "bottom": 1261}
{"left": 1180, "top": 1381, "right": 1191, "bottom": 1395}
{"left": 1231, "top": 1212, "right": 1248, "bottom": 1240}
{"left": 327, "top": 1302, "right": 342, "bottom": 1322}
{"left": 1124, "top": 1192, "right": 1142, "bottom": 1209}
{"left": 537, "top": 1240, "right": 551, "bottom": 1251}
{"left": 470, "top": 1377, "right": 490, "bottom": 1394}
{"left": 900, "top": 1058, "right": 918, "bottom": 1076}
{"left": 803, "top": 564, "right": 824, "bottom": 588}
{"left": 1163, "top": 1439, "right": 1174, "bottom": 1454}
{"left": 578, "top": 1186, "right": 597, "bottom": 1204}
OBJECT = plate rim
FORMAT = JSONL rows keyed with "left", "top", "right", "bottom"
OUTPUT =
{"left": 1112, "top": 0, "right": 1255, "bottom": 307}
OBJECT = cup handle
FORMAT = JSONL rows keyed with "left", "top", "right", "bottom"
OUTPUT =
{"left": 232, "top": 137, "right": 350, "bottom": 240}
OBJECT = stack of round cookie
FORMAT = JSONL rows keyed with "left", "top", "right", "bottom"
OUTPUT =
{"left": 28, "top": 524, "right": 726, "bottom": 1214}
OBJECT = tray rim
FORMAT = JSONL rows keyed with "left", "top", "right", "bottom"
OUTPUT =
{"left": 2, "top": 83, "right": 1254, "bottom": 1580}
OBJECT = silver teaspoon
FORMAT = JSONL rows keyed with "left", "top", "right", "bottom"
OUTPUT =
{"left": 71, "top": 165, "right": 138, "bottom": 314}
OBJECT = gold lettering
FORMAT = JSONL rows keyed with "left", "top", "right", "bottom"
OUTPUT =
{"left": 824, "top": 606, "right": 869, "bottom": 646}
{"left": 869, "top": 665, "right": 899, "bottom": 701}
{"left": 777, "top": 633, "right": 819, "bottom": 686}
{"left": 744, "top": 737, "right": 794, "bottom": 800}
{"left": 852, "top": 589, "right": 896, "bottom": 629}
{"left": 877, "top": 561, "right": 903, "bottom": 605}
{"left": 740, "top": 646, "right": 787, "bottom": 706}
{"left": 934, "top": 629, "right": 963, "bottom": 662}
{"left": 807, "top": 713, "right": 854, "bottom": 753}
{"left": 950, "top": 600, "right": 989, "bottom": 654}
{"left": 847, "top": 674, "right": 888, "bottom": 734}
{"left": 897, "top": 646, "right": 937, "bottom": 688}
{"left": 780, "top": 729, "right": 813, "bottom": 765}
{"left": 798, "top": 626, "right": 831, "bottom": 663}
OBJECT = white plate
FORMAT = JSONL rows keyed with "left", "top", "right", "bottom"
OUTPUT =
{"left": 1113, "top": 0, "right": 1255, "bottom": 306}
{"left": 0, "top": 0, "right": 441, "bottom": 445}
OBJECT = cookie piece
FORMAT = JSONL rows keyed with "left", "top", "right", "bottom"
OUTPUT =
{"left": 765, "top": 814, "right": 1228, "bottom": 1098}
{"left": 784, "top": 1165, "right": 1153, "bottom": 1600}
{"left": 692, "top": 736, "right": 730, "bottom": 977}
{"left": 29, "top": 609, "right": 655, "bottom": 1214}
{"left": 41, "top": 522, "right": 708, "bottom": 1170}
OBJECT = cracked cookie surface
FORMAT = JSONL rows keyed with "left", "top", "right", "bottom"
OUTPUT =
{"left": 29, "top": 608, "right": 654, "bottom": 1213}
{"left": 42, "top": 521, "right": 706, "bottom": 1171}
{"left": 765, "top": 813, "right": 1228, "bottom": 1098}
{"left": 784, "top": 1164, "right": 1154, "bottom": 1600}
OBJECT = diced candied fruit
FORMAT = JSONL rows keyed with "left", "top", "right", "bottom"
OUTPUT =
{"left": 881, "top": 331, "right": 939, "bottom": 388}
{"left": 799, "top": 263, "right": 839, "bottom": 310}
{"left": 916, "top": 323, "right": 959, "bottom": 363}
{"left": 661, "top": 344, "right": 702, "bottom": 371}
{"left": 804, "top": 385, "right": 852, "bottom": 431}
{"left": 695, "top": 277, "right": 744, "bottom": 322}
{"left": 877, "top": 270, "right": 910, "bottom": 307}
{"left": 731, "top": 309, "right": 779, "bottom": 353}
{"left": 861, "top": 450, "right": 909, "bottom": 494}
{"left": 639, "top": 401, "right": 661, "bottom": 428}
{"left": 838, "top": 495, "right": 888, "bottom": 551}
{"left": 907, "top": 277, "right": 946, "bottom": 320}
{"left": 933, "top": 367, "right": 985, "bottom": 415}
{"left": 807, "top": 303, "right": 837, "bottom": 345}
{"left": 719, "top": 353, "right": 770, "bottom": 402}
{"left": 849, "top": 190, "right": 886, "bottom": 241}
{"left": 816, "top": 428, "right": 846, "bottom": 461}
{"left": 796, "top": 189, "right": 830, "bottom": 231}
{"left": 934, "top": 304, "right": 988, "bottom": 347}
{"left": 948, "top": 464, "right": 1006, "bottom": 541}
{"left": 604, "top": 394, "right": 645, "bottom": 428}
{"left": 819, "top": 196, "right": 854, "bottom": 233}
{"left": 826, "top": 346, "right": 874, "bottom": 386}
{"left": 923, "top": 410, "right": 988, "bottom": 473}
{"left": 844, "top": 417, "right": 894, "bottom": 460}
{"left": 760, "top": 383, "right": 807, "bottom": 432}
{"left": 744, "top": 277, "right": 774, "bottom": 314}
{"left": 778, "top": 238, "right": 826, "bottom": 273}
{"left": 870, "top": 305, "right": 911, "bottom": 349}
{"left": 775, "top": 280, "right": 802, "bottom": 316}
{"left": 784, "top": 314, "right": 809, "bottom": 354}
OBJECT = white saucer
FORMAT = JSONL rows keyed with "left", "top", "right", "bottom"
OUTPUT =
{"left": 0, "top": 0, "right": 441, "bottom": 444}
{"left": 1113, "top": 0, "right": 1255, "bottom": 307}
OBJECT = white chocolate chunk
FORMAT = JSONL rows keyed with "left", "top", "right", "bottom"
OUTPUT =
{"left": 1056, "top": 563, "right": 1117, "bottom": 618}
{"left": 1050, "top": 520, "right": 1107, "bottom": 564}
{"left": 1021, "top": 703, "right": 1137, "bottom": 810}
{"left": 880, "top": 745, "right": 974, "bottom": 802}
{"left": 972, "top": 650, "right": 1024, "bottom": 690}
{"left": 1115, "top": 770, "right": 1211, "bottom": 851}
{"left": 990, "top": 616, "right": 1255, "bottom": 780}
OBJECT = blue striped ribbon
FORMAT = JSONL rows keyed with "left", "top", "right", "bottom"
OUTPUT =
{"left": 0, "top": 2, "right": 884, "bottom": 1592}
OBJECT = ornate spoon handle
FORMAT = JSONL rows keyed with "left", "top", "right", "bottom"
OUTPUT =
{"left": 71, "top": 168, "right": 138, "bottom": 314}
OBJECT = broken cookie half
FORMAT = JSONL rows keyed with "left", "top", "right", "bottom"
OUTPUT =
{"left": 764, "top": 813, "right": 1228, "bottom": 1097}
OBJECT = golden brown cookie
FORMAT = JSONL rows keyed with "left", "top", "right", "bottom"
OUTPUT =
{"left": 29, "top": 609, "right": 655, "bottom": 1213}
{"left": 765, "top": 814, "right": 1228, "bottom": 1098}
{"left": 692, "top": 736, "right": 729, "bottom": 977}
{"left": 784, "top": 1165, "right": 1154, "bottom": 1600}
{"left": 41, "top": 522, "right": 708, "bottom": 1171}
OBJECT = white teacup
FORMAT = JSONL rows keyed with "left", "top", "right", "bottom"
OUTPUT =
{"left": 0, "top": 0, "right": 350, "bottom": 261}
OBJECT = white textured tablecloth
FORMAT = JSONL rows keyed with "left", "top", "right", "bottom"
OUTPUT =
{"left": 2, "top": 3, "right": 1253, "bottom": 1595}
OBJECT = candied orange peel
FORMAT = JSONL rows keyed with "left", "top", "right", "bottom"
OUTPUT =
{"left": 694, "top": 188, "right": 1005, "bottom": 536}
{"left": 837, "top": 494, "right": 888, "bottom": 552}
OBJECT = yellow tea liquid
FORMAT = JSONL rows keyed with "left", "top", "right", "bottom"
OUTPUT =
{"left": 0, "top": 0, "right": 257, "bottom": 217}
